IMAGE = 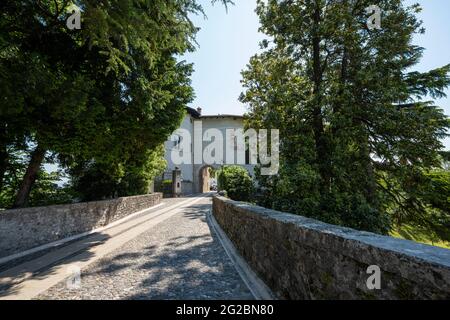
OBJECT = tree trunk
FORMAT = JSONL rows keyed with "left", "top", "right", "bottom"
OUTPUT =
{"left": 12, "top": 145, "right": 46, "bottom": 208}
{"left": 311, "top": 0, "right": 330, "bottom": 193}
{"left": 362, "top": 132, "right": 379, "bottom": 206}
{"left": 0, "top": 125, "right": 7, "bottom": 192}
{"left": 0, "top": 144, "right": 7, "bottom": 192}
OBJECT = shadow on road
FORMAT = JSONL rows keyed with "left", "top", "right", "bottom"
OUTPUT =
{"left": 2, "top": 197, "right": 252, "bottom": 300}
{"left": 124, "top": 203, "right": 251, "bottom": 300}
{"left": 37, "top": 202, "right": 252, "bottom": 300}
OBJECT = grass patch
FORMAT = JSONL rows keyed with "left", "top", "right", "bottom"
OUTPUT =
{"left": 390, "top": 224, "right": 450, "bottom": 250}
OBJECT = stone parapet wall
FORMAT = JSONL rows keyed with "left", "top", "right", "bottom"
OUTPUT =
{"left": 212, "top": 196, "right": 450, "bottom": 299}
{"left": 0, "top": 193, "right": 162, "bottom": 258}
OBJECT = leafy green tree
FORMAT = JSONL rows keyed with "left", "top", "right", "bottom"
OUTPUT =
{"left": 241, "top": 0, "right": 450, "bottom": 234}
{"left": 0, "top": 0, "right": 232, "bottom": 207}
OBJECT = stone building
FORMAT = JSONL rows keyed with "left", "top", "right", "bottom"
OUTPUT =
{"left": 162, "top": 107, "right": 255, "bottom": 194}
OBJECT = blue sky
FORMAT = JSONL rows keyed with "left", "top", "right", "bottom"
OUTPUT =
{"left": 183, "top": 0, "right": 450, "bottom": 149}
{"left": 182, "top": 1, "right": 264, "bottom": 116}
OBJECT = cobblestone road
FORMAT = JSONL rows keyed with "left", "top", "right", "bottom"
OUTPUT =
{"left": 36, "top": 196, "right": 254, "bottom": 300}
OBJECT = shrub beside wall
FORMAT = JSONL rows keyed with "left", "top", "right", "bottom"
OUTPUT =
{"left": 217, "top": 166, "right": 253, "bottom": 202}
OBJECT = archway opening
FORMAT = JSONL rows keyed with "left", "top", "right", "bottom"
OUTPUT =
{"left": 199, "top": 166, "right": 218, "bottom": 193}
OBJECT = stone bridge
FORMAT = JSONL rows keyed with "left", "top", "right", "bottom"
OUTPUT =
{"left": 0, "top": 193, "right": 449, "bottom": 300}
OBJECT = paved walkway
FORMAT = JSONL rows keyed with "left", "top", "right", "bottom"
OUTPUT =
{"left": 0, "top": 195, "right": 253, "bottom": 300}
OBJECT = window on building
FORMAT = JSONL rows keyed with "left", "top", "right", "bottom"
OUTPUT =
{"left": 173, "top": 135, "right": 181, "bottom": 149}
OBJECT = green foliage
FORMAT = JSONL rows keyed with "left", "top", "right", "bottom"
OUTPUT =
{"left": 241, "top": 0, "right": 450, "bottom": 235}
{"left": 390, "top": 169, "right": 450, "bottom": 247}
{"left": 70, "top": 145, "right": 166, "bottom": 201}
{"left": 385, "top": 168, "right": 450, "bottom": 242}
{"left": 0, "top": 0, "right": 232, "bottom": 206}
{"left": 217, "top": 166, "right": 253, "bottom": 202}
{"left": 26, "top": 172, "right": 75, "bottom": 208}
{"left": 422, "top": 170, "right": 450, "bottom": 213}
{"left": 0, "top": 147, "right": 74, "bottom": 209}
{"left": 162, "top": 180, "right": 174, "bottom": 195}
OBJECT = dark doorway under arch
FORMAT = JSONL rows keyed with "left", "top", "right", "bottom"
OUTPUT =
{"left": 198, "top": 166, "right": 219, "bottom": 193}
{"left": 199, "top": 166, "right": 211, "bottom": 193}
